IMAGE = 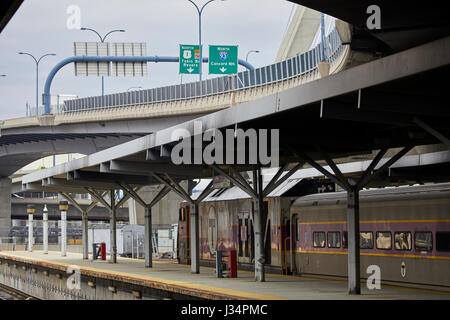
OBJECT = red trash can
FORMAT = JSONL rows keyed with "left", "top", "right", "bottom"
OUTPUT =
{"left": 227, "top": 250, "right": 237, "bottom": 278}
{"left": 100, "top": 242, "right": 106, "bottom": 261}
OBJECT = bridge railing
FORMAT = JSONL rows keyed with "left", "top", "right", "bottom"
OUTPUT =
{"left": 60, "top": 28, "right": 342, "bottom": 114}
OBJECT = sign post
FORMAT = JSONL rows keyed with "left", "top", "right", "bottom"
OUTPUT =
{"left": 208, "top": 45, "right": 238, "bottom": 75}
{"left": 179, "top": 44, "right": 201, "bottom": 74}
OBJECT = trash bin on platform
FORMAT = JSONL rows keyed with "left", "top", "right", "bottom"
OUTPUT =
{"left": 215, "top": 250, "right": 237, "bottom": 278}
{"left": 93, "top": 242, "right": 106, "bottom": 261}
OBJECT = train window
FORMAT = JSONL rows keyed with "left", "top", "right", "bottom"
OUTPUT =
{"left": 295, "top": 219, "right": 299, "bottom": 242}
{"left": 436, "top": 232, "right": 450, "bottom": 252}
{"left": 415, "top": 232, "right": 433, "bottom": 251}
{"left": 313, "top": 232, "right": 326, "bottom": 248}
{"left": 394, "top": 232, "right": 412, "bottom": 250}
{"left": 327, "top": 232, "right": 341, "bottom": 248}
{"left": 343, "top": 231, "right": 347, "bottom": 249}
{"left": 360, "top": 232, "right": 373, "bottom": 249}
{"left": 376, "top": 232, "right": 392, "bottom": 250}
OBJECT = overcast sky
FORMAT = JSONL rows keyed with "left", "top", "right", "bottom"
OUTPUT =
{"left": 0, "top": 0, "right": 296, "bottom": 120}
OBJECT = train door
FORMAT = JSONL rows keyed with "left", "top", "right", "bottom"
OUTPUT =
{"left": 281, "top": 218, "right": 291, "bottom": 274}
{"left": 207, "top": 206, "right": 217, "bottom": 255}
{"left": 262, "top": 201, "right": 271, "bottom": 265}
{"left": 237, "top": 211, "right": 253, "bottom": 264}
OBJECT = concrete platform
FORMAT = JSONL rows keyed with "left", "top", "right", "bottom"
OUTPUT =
{"left": 1, "top": 251, "right": 449, "bottom": 300}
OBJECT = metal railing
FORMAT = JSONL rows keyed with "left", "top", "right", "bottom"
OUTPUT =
{"left": 56, "top": 28, "right": 343, "bottom": 114}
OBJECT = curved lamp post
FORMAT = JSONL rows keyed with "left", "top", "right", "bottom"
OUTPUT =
{"left": 18, "top": 52, "right": 56, "bottom": 115}
{"left": 246, "top": 50, "right": 260, "bottom": 63}
{"left": 80, "top": 27, "right": 125, "bottom": 96}
{"left": 186, "top": 0, "right": 226, "bottom": 88}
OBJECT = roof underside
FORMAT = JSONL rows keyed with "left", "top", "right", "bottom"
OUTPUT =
{"left": 291, "top": 0, "right": 450, "bottom": 53}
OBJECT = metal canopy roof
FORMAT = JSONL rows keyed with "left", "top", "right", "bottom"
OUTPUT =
{"left": 0, "top": 0, "right": 22, "bottom": 33}
{"left": 22, "top": 36, "right": 450, "bottom": 192}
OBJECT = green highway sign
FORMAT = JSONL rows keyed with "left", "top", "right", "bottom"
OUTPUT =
{"left": 179, "top": 44, "right": 201, "bottom": 74}
{"left": 208, "top": 45, "right": 238, "bottom": 75}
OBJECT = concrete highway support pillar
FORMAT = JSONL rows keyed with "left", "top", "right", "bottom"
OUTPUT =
{"left": 253, "top": 168, "right": 265, "bottom": 282}
{"left": 190, "top": 203, "right": 200, "bottom": 274}
{"left": 43, "top": 205, "right": 48, "bottom": 254}
{"left": 110, "top": 190, "right": 117, "bottom": 264}
{"left": 144, "top": 206, "right": 152, "bottom": 268}
{"left": 347, "top": 188, "right": 360, "bottom": 294}
{"left": 59, "top": 201, "right": 68, "bottom": 257}
{"left": 27, "top": 205, "right": 35, "bottom": 252}
{"left": 0, "top": 177, "right": 12, "bottom": 228}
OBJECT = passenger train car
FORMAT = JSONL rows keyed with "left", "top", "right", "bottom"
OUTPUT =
{"left": 178, "top": 182, "right": 450, "bottom": 291}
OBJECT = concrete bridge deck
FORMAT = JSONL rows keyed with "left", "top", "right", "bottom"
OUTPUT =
{"left": 1, "top": 251, "right": 449, "bottom": 300}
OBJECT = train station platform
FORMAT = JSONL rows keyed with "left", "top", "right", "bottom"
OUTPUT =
{"left": 1, "top": 251, "right": 449, "bottom": 300}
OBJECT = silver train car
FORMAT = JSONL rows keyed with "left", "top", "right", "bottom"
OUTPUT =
{"left": 290, "top": 183, "right": 450, "bottom": 291}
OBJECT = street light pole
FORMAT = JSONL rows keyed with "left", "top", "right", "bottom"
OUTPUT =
{"left": 19, "top": 52, "right": 56, "bottom": 115}
{"left": 186, "top": 0, "right": 226, "bottom": 92}
{"left": 80, "top": 27, "right": 125, "bottom": 96}
{"left": 246, "top": 50, "right": 260, "bottom": 63}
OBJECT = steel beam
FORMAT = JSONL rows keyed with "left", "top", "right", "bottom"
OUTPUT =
{"left": 347, "top": 188, "right": 360, "bottom": 294}
{"left": 295, "top": 151, "right": 347, "bottom": 189}
{"left": 262, "top": 164, "right": 288, "bottom": 196}
{"left": 110, "top": 189, "right": 117, "bottom": 264}
{"left": 210, "top": 165, "right": 257, "bottom": 199}
{"left": 263, "top": 162, "right": 304, "bottom": 197}
{"left": 356, "top": 148, "right": 388, "bottom": 190}
{"left": 358, "top": 146, "right": 414, "bottom": 188}
{"left": 164, "top": 174, "right": 192, "bottom": 203}
{"left": 85, "top": 188, "right": 111, "bottom": 210}
{"left": 42, "top": 178, "right": 121, "bottom": 190}
{"left": 194, "top": 180, "right": 215, "bottom": 203}
{"left": 73, "top": 170, "right": 154, "bottom": 186}
{"left": 148, "top": 186, "right": 171, "bottom": 208}
{"left": 190, "top": 203, "right": 200, "bottom": 274}
{"left": 317, "top": 147, "right": 351, "bottom": 189}
{"left": 414, "top": 117, "right": 450, "bottom": 147}
{"left": 144, "top": 207, "right": 152, "bottom": 268}
{"left": 108, "top": 160, "right": 207, "bottom": 177}
{"left": 118, "top": 183, "right": 147, "bottom": 208}
{"left": 253, "top": 168, "right": 265, "bottom": 282}
{"left": 151, "top": 173, "right": 194, "bottom": 205}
